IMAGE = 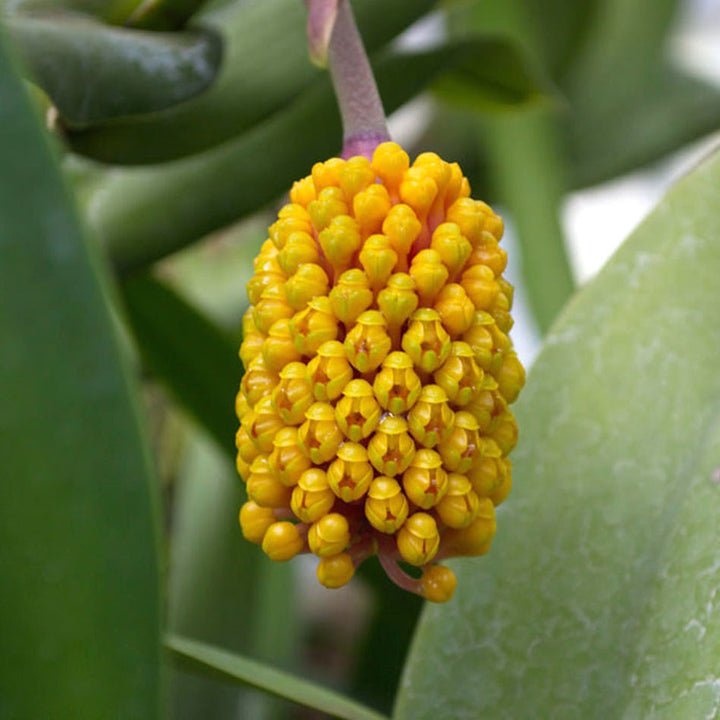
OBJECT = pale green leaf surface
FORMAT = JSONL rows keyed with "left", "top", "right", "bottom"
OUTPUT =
{"left": 0, "top": 22, "right": 161, "bottom": 720}
{"left": 7, "top": 13, "right": 221, "bottom": 124}
{"left": 395, "top": 150, "right": 720, "bottom": 718}
{"left": 167, "top": 635, "right": 390, "bottom": 720}
{"left": 67, "top": 0, "right": 437, "bottom": 163}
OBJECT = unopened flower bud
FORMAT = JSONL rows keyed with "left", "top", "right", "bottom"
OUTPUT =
{"left": 329, "top": 268, "right": 373, "bottom": 325}
{"left": 410, "top": 249, "right": 449, "bottom": 306}
{"left": 344, "top": 310, "right": 392, "bottom": 373}
{"left": 441, "top": 499, "right": 496, "bottom": 556}
{"left": 268, "top": 426, "right": 312, "bottom": 487}
{"left": 289, "top": 296, "right": 338, "bottom": 355}
{"left": 239, "top": 501, "right": 276, "bottom": 544}
{"left": 397, "top": 512, "right": 439, "bottom": 566}
{"left": 340, "top": 156, "right": 375, "bottom": 203}
{"left": 262, "top": 521, "right": 304, "bottom": 561}
{"left": 285, "top": 263, "right": 330, "bottom": 311}
{"left": 353, "top": 183, "right": 392, "bottom": 236}
{"left": 430, "top": 222, "right": 472, "bottom": 278}
{"left": 306, "top": 340, "right": 353, "bottom": 402}
{"left": 435, "top": 473, "right": 480, "bottom": 529}
{"left": 438, "top": 411, "right": 481, "bottom": 474}
{"left": 291, "top": 468, "right": 336, "bottom": 523}
{"left": 254, "top": 283, "right": 294, "bottom": 334}
{"left": 364, "top": 477, "right": 409, "bottom": 534}
{"left": 461, "top": 264, "right": 500, "bottom": 311}
{"left": 407, "top": 384, "right": 455, "bottom": 448}
{"left": 402, "top": 449, "right": 448, "bottom": 509}
{"left": 245, "top": 396, "right": 284, "bottom": 454}
{"left": 298, "top": 402, "right": 343, "bottom": 464}
{"left": 247, "top": 455, "right": 293, "bottom": 508}
{"left": 372, "top": 141, "right": 409, "bottom": 196}
{"left": 434, "top": 341, "right": 483, "bottom": 406}
{"left": 271, "top": 361, "right": 313, "bottom": 425}
{"left": 317, "top": 552, "right": 355, "bottom": 589}
{"left": 277, "top": 231, "right": 320, "bottom": 276}
{"left": 307, "top": 185, "right": 348, "bottom": 231}
{"left": 308, "top": 512, "right": 350, "bottom": 557}
{"left": 372, "top": 351, "right": 422, "bottom": 414}
{"left": 420, "top": 564, "right": 457, "bottom": 603}
{"left": 327, "top": 442, "right": 373, "bottom": 502}
{"left": 263, "top": 318, "right": 301, "bottom": 371}
{"left": 367, "top": 415, "right": 415, "bottom": 477}
{"left": 318, "top": 215, "right": 362, "bottom": 273}
{"left": 434, "top": 283, "right": 475, "bottom": 337}
{"left": 377, "top": 273, "right": 418, "bottom": 328}
{"left": 335, "top": 379, "right": 382, "bottom": 441}
{"left": 401, "top": 308, "right": 451, "bottom": 373}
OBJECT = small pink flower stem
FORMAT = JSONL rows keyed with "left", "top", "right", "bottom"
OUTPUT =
{"left": 326, "top": 0, "right": 390, "bottom": 159}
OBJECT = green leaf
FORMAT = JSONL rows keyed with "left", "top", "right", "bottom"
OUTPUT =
{"left": 7, "top": 12, "right": 221, "bottom": 125}
{"left": 167, "top": 634, "right": 391, "bottom": 720}
{"left": 77, "top": 39, "right": 543, "bottom": 273}
{"left": 121, "top": 272, "right": 239, "bottom": 455}
{"left": 67, "top": 0, "right": 437, "bottom": 163}
{"left": 167, "top": 432, "right": 298, "bottom": 720}
{"left": 569, "top": 69, "right": 720, "bottom": 189}
{"left": 395, "top": 149, "right": 720, "bottom": 717}
{"left": 0, "top": 21, "right": 161, "bottom": 720}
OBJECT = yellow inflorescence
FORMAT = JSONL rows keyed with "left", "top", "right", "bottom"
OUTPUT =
{"left": 236, "top": 142, "right": 525, "bottom": 602}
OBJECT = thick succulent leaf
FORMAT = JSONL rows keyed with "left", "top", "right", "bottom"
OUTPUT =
{"left": 67, "top": 0, "right": 437, "bottom": 163}
{"left": 7, "top": 12, "right": 221, "bottom": 124}
{"left": 121, "top": 272, "right": 239, "bottom": 456}
{"left": 568, "top": 69, "right": 720, "bottom": 189}
{"left": 0, "top": 22, "right": 161, "bottom": 720}
{"left": 395, "top": 149, "right": 720, "bottom": 718}
{"left": 76, "top": 39, "right": 543, "bottom": 273}
{"left": 167, "top": 635, "right": 390, "bottom": 720}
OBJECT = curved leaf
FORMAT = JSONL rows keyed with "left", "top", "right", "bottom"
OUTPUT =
{"left": 67, "top": 0, "right": 437, "bottom": 163}
{"left": 77, "top": 40, "right": 543, "bottom": 273}
{"left": 395, "top": 150, "right": 720, "bottom": 717}
{"left": 0, "top": 21, "right": 161, "bottom": 720}
{"left": 7, "top": 12, "right": 221, "bottom": 124}
{"left": 167, "top": 635, "right": 390, "bottom": 720}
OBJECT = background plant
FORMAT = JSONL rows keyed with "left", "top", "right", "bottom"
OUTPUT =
{"left": 1, "top": 1, "right": 719, "bottom": 718}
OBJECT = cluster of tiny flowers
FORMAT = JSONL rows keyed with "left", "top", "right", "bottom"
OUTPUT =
{"left": 235, "top": 142, "right": 525, "bottom": 603}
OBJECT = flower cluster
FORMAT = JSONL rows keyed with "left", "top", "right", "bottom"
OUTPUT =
{"left": 235, "top": 142, "right": 524, "bottom": 602}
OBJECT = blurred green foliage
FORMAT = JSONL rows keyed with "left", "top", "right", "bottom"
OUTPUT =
{"left": 1, "top": 0, "right": 720, "bottom": 718}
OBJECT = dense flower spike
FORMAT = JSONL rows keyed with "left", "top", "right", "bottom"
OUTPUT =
{"left": 236, "top": 142, "right": 524, "bottom": 602}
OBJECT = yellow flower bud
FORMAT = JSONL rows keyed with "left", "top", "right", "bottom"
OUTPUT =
{"left": 443, "top": 162, "right": 470, "bottom": 210}
{"left": 306, "top": 340, "right": 354, "bottom": 402}
{"left": 461, "top": 264, "right": 500, "bottom": 311}
{"left": 464, "top": 380, "right": 498, "bottom": 432}
{"left": 401, "top": 308, "right": 451, "bottom": 373}
{"left": 307, "top": 186, "right": 348, "bottom": 231}
{"left": 377, "top": 272, "right": 418, "bottom": 328}
{"left": 461, "top": 311, "right": 496, "bottom": 371}
{"left": 262, "top": 521, "right": 305, "bottom": 561}
{"left": 446, "top": 198, "right": 502, "bottom": 246}
{"left": 277, "top": 230, "right": 321, "bottom": 276}
{"left": 239, "top": 328, "right": 264, "bottom": 368}
{"left": 291, "top": 468, "right": 336, "bottom": 524}
{"left": 407, "top": 384, "right": 455, "bottom": 448}
{"left": 317, "top": 552, "right": 355, "bottom": 589}
{"left": 285, "top": 263, "right": 330, "bottom": 311}
{"left": 312, "top": 157, "right": 345, "bottom": 192}
{"left": 254, "top": 283, "right": 294, "bottom": 334}
{"left": 298, "top": 402, "right": 343, "bottom": 464}
{"left": 440, "top": 499, "right": 496, "bottom": 556}
{"left": 327, "top": 442, "right": 373, "bottom": 502}
{"left": 235, "top": 390, "right": 250, "bottom": 421}
{"left": 353, "top": 183, "right": 392, "bottom": 236}
{"left": 268, "top": 426, "right": 312, "bottom": 487}
{"left": 496, "top": 350, "right": 525, "bottom": 404}
{"left": 271, "top": 361, "right": 313, "bottom": 425}
{"left": 239, "top": 501, "right": 276, "bottom": 544}
{"left": 247, "top": 270, "right": 284, "bottom": 307}
{"left": 339, "top": 155, "right": 375, "bottom": 203}
{"left": 382, "top": 203, "right": 422, "bottom": 266}
{"left": 364, "top": 476, "right": 409, "bottom": 534}
{"left": 435, "top": 473, "right": 480, "bottom": 529}
{"left": 438, "top": 410, "right": 481, "bottom": 474}
{"left": 236, "top": 453, "right": 251, "bottom": 483}
{"left": 430, "top": 222, "right": 472, "bottom": 279}
{"left": 269, "top": 212, "right": 313, "bottom": 250}
{"left": 308, "top": 512, "right": 350, "bottom": 557}
{"left": 290, "top": 175, "right": 316, "bottom": 206}
{"left": 359, "top": 233, "right": 398, "bottom": 291}
{"left": 488, "top": 409, "right": 519, "bottom": 455}
{"left": 241, "top": 356, "right": 278, "bottom": 407}
{"left": 400, "top": 166, "right": 437, "bottom": 219}
{"left": 372, "top": 141, "right": 409, "bottom": 196}
{"left": 434, "top": 341, "right": 483, "bottom": 407}
{"left": 289, "top": 296, "right": 338, "bottom": 355}
{"left": 420, "top": 564, "right": 457, "bottom": 603}
{"left": 328, "top": 268, "right": 374, "bottom": 325}
{"left": 467, "top": 443, "right": 504, "bottom": 497}
{"left": 335, "top": 379, "right": 382, "bottom": 442}
{"left": 397, "top": 512, "right": 440, "bottom": 566}
{"left": 372, "top": 351, "right": 422, "bottom": 414}
{"left": 262, "top": 318, "right": 301, "bottom": 372}
{"left": 247, "top": 455, "right": 293, "bottom": 508}
{"left": 318, "top": 215, "right": 362, "bottom": 273}
{"left": 434, "top": 283, "right": 475, "bottom": 337}
{"left": 244, "top": 396, "right": 284, "bottom": 454}
{"left": 235, "top": 425, "right": 260, "bottom": 465}
{"left": 466, "top": 233, "right": 507, "bottom": 276}
{"left": 344, "top": 310, "right": 392, "bottom": 373}
{"left": 278, "top": 202, "right": 311, "bottom": 222}
{"left": 491, "top": 289, "right": 514, "bottom": 333}
{"left": 490, "top": 459, "right": 512, "bottom": 506}
{"left": 367, "top": 415, "right": 415, "bottom": 477}
{"left": 402, "top": 449, "right": 448, "bottom": 509}
{"left": 409, "top": 249, "right": 449, "bottom": 306}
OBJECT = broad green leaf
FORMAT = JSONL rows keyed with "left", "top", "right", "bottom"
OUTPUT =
{"left": 7, "top": 12, "right": 221, "bottom": 124}
{"left": 168, "top": 431, "right": 298, "bottom": 720}
{"left": 395, "top": 150, "right": 720, "bottom": 718}
{"left": 77, "top": 40, "right": 543, "bottom": 273}
{"left": 121, "top": 272, "right": 239, "bottom": 455}
{"left": 0, "top": 22, "right": 160, "bottom": 720}
{"left": 67, "top": 0, "right": 437, "bottom": 163}
{"left": 167, "top": 635, "right": 391, "bottom": 720}
{"left": 124, "top": 0, "right": 212, "bottom": 30}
